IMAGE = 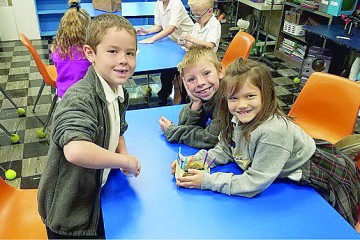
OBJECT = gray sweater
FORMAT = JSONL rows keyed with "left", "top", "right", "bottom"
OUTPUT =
{"left": 194, "top": 115, "right": 316, "bottom": 197}
{"left": 37, "top": 66, "right": 129, "bottom": 236}
{"left": 165, "top": 92, "right": 221, "bottom": 148}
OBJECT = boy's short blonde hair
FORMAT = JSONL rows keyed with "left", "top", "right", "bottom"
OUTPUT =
{"left": 85, "top": 14, "right": 137, "bottom": 53}
{"left": 188, "top": 0, "right": 214, "bottom": 10}
{"left": 177, "top": 45, "right": 221, "bottom": 76}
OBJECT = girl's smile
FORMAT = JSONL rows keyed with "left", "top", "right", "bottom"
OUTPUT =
{"left": 227, "top": 79, "right": 262, "bottom": 124}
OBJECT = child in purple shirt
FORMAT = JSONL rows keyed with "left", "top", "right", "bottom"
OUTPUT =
{"left": 51, "top": 0, "right": 91, "bottom": 98}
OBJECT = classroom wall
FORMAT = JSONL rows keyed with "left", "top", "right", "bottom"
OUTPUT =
{"left": 0, "top": 0, "right": 40, "bottom": 41}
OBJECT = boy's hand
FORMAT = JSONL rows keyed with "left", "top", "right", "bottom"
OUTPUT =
{"left": 181, "top": 32, "right": 191, "bottom": 42}
{"left": 182, "top": 78, "right": 202, "bottom": 111}
{"left": 159, "top": 116, "right": 173, "bottom": 132}
{"left": 176, "top": 169, "right": 203, "bottom": 189}
{"left": 139, "top": 37, "right": 155, "bottom": 44}
{"left": 177, "top": 37, "right": 186, "bottom": 46}
{"left": 121, "top": 155, "right": 141, "bottom": 177}
{"left": 136, "top": 27, "right": 149, "bottom": 35}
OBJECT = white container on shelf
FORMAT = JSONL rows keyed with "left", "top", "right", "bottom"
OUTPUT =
{"left": 283, "top": 20, "right": 305, "bottom": 36}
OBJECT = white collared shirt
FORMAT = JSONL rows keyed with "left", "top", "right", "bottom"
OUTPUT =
{"left": 96, "top": 72, "right": 125, "bottom": 186}
{"left": 154, "top": 0, "right": 194, "bottom": 42}
{"left": 191, "top": 15, "right": 221, "bottom": 52}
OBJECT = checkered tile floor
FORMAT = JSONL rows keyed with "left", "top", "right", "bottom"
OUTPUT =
{"left": 1, "top": 38, "right": 359, "bottom": 189}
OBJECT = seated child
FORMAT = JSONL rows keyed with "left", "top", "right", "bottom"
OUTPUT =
{"left": 172, "top": 58, "right": 360, "bottom": 230}
{"left": 159, "top": 45, "right": 223, "bottom": 148}
{"left": 178, "top": 0, "right": 221, "bottom": 52}
{"left": 175, "top": 0, "right": 222, "bottom": 104}
{"left": 51, "top": 0, "right": 91, "bottom": 98}
{"left": 38, "top": 14, "right": 141, "bottom": 238}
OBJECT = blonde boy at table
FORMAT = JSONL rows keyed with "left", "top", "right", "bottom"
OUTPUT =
{"left": 159, "top": 45, "right": 223, "bottom": 148}
{"left": 175, "top": 0, "right": 221, "bottom": 103}
{"left": 178, "top": 0, "right": 221, "bottom": 52}
{"left": 137, "top": 0, "right": 194, "bottom": 106}
{"left": 38, "top": 14, "right": 141, "bottom": 239}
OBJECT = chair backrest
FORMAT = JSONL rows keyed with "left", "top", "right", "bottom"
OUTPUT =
{"left": 0, "top": 177, "right": 47, "bottom": 239}
{"left": 288, "top": 72, "right": 360, "bottom": 144}
{"left": 19, "top": 33, "right": 56, "bottom": 87}
{"left": 221, "top": 31, "right": 255, "bottom": 69}
{"left": 217, "top": 13, "right": 225, "bottom": 22}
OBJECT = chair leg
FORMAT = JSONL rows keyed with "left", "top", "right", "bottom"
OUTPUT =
{"left": 0, "top": 85, "right": 19, "bottom": 110}
{"left": 0, "top": 123, "right": 12, "bottom": 136}
{"left": 32, "top": 81, "right": 46, "bottom": 113}
{"left": 43, "top": 95, "right": 58, "bottom": 132}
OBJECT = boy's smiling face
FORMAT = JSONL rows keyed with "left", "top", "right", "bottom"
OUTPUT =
{"left": 182, "top": 59, "right": 222, "bottom": 101}
{"left": 84, "top": 27, "right": 136, "bottom": 90}
{"left": 190, "top": 5, "right": 212, "bottom": 25}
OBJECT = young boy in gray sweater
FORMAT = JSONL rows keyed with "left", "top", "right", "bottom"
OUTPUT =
{"left": 37, "top": 14, "right": 141, "bottom": 238}
{"left": 159, "top": 45, "right": 223, "bottom": 148}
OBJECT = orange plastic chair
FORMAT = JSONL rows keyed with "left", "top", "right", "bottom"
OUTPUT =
{"left": 20, "top": 33, "right": 58, "bottom": 138}
{"left": 221, "top": 31, "right": 255, "bottom": 69}
{"left": 0, "top": 177, "right": 47, "bottom": 239}
{"left": 288, "top": 72, "right": 360, "bottom": 144}
{"left": 217, "top": 13, "right": 225, "bottom": 22}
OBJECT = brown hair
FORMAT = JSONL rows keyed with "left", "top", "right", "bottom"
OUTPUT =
{"left": 217, "top": 58, "right": 290, "bottom": 144}
{"left": 52, "top": 0, "right": 91, "bottom": 59}
{"left": 85, "top": 14, "right": 137, "bottom": 53}
{"left": 177, "top": 45, "right": 221, "bottom": 77}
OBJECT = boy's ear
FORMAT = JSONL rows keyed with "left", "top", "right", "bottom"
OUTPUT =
{"left": 83, "top": 45, "right": 96, "bottom": 63}
{"left": 209, "top": 8, "right": 213, "bottom": 14}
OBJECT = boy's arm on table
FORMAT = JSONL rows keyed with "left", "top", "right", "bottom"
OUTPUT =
{"left": 137, "top": 25, "right": 162, "bottom": 35}
{"left": 164, "top": 104, "right": 219, "bottom": 148}
{"left": 182, "top": 33, "right": 215, "bottom": 49}
{"left": 140, "top": 25, "right": 176, "bottom": 43}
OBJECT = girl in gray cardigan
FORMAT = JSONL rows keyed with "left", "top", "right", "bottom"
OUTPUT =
{"left": 172, "top": 58, "right": 360, "bottom": 230}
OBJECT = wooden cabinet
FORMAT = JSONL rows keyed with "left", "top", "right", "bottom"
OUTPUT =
{"left": 273, "top": 1, "right": 332, "bottom": 68}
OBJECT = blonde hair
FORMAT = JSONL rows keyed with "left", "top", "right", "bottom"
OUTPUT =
{"left": 177, "top": 45, "right": 221, "bottom": 77}
{"left": 52, "top": 0, "right": 91, "bottom": 59}
{"left": 188, "top": 0, "right": 213, "bottom": 10}
{"left": 217, "top": 58, "right": 290, "bottom": 144}
{"left": 85, "top": 14, "right": 137, "bottom": 53}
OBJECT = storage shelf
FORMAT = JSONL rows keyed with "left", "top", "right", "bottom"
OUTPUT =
{"left": 274, "top": 50, "right": 302, "bottom": 68}
{"left": 274, "top": 0, "right": 332, "bottom": 68}
{"left": 281, "top": 30, "right": 306, "bottom": 43}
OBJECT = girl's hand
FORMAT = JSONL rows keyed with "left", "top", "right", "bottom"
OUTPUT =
{"left": 182, "top": 78, "right": 202, "bottom": 111}
{"left": 136, "top": 27, "right": 149, "bottom": 35}
{"left": 159, "top": 116, "right": 173, "bottom": 132}
{"left": 139, "top": 37, "right": 155, "bottom": 44}
{"left": 176, "top": 169, "right": 203, "bottom": 189}
{"left": 171, "top": 160, "right": 177, "bottom": 175}
{"left": 122, "top": 155, "right": 141, "bottom": 177}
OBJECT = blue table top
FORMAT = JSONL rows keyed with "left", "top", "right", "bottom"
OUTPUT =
{"left": 101, "top": 105, "right": 359, "bottom": 239}
{"left": 82, "top": 2, "right": 155, "bottom": 17}
{"left": 135, "top": 32, "right": 186, "bottom": 74}
{"left": 303, "top": 24, "right": 360, "bottom": 52}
